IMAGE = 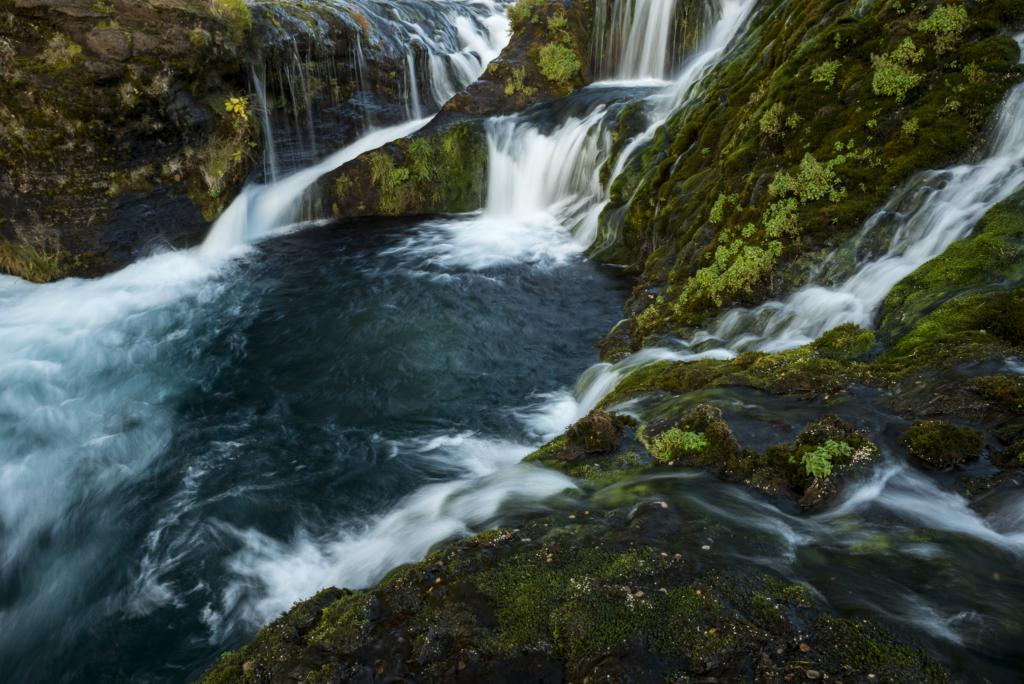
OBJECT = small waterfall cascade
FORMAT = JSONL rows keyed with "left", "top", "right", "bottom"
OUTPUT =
{"left": 567, "top": 34, "right": 1024, "bottom": 414}
{"left": 202, "top": 0, "right": 511, "bottom": 253}
{"left": 699, "top": 39, "right": 1024, "bottom": 353}
{"left": 480, "top": 0, "right": 758, "bottom": 256}
{"left": 484, "top": 107, "right": 612, "bottom": 222}
{"left": 591, "top": 0, "right": 720, "bottom": 81}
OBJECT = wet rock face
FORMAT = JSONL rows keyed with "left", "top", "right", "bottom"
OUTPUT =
{"left": 0, "top": 0, "right": 255, "bottom": 279}
{"left": 195, "top": 513, "right": 951, "bottom": 684}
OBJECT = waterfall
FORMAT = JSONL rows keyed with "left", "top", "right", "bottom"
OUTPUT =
{"left": 591, "top": 0, "right": 721, "bottom": 82}
{"left": 202, "top": 0, "right": 511, "bottom": 253}
{"left": 700, "top": 38, "right": 1024, "bottom": 353}
{"left": 480, "top": 0, "right": 758, "bottom": 256}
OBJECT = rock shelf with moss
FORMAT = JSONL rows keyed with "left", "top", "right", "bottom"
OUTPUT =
{"left": 196, "top": 501, "right": 949, "bottom": 684}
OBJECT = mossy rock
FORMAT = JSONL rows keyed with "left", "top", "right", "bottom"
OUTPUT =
{"left": 564, "top": 409, "right": 620, "bottom": 455}
{"left": 966, "top": 374, "right": 1024, "bottom": 414}
{"left": 813, "top": 322, "right": 875, "bottom": 359}
{"left": 991, "top": 441, "right": 1024, "bottom": 469}
{"left": 196, "top": 508, "right": 951, "bottom": 684}
{"left": 898, "top": 419, "right": 984, "bottom": 469}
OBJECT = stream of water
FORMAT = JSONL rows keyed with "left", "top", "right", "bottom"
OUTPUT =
{"left": 2, "top": 0, "right": 1024, "bottom": 681}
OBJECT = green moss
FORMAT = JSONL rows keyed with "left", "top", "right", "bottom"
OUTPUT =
{"left": 813, "top": 322, "right": 875, "bottom": 359}
{"left": 813, "top": 615, "right": 948, "bottom": 683}
{"left": 969, "top": 375, "right": 1024, "bottom": 413}
{"left": 899, "top": 419, "right": 984, "bottom": 468}
{"left": 213, "top": 0, "right": 253, "bottom": 44}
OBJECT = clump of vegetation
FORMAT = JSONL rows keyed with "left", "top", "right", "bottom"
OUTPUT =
{"left": 369, "top": 151, "right": 414, "bottom": 215}
{"left": 760, "top": 102, "right": 785, "bottom": 138}
{"left": 642, "top": 427, "right": 707, "bottom": 462}
{"left": 792, "top": 439, "right": 851, "bottom": 479}
{"left": 538, "top": 43, "right": 579, "bottom": 86}
{"left": 871, "top": 37, "right": 924, "bottom": 100}
{"left": 917, "top": 4, "right": 968, "bottom": 56}
{"left": 211, "top": 0, "right": 252, "bottom": 43}
{"left": 565, "top": 410, "right": 620, "bottom": 455}
{"left": 813, "top": 322, "right": 875, "bottom": 358}
{"left": 504, "top": 65, "right": 537, "bottom": 97}
{"left": 39, "top": 34, "right": 81, "bottom": 69}
{"left": 810, "top": 59, "right": 841, "bottom": 89}
{"left": 0, "top": 37, "right": 20, "bottom": 82}
{"left": 899, "top": 420, "right": 983, "bottom": 469}
{"left": 0, "top": 240, "right": 69, "bottom": 282}
{"left": 901, "top": 116, "right": 920, "bottom": 136}
{"left": 507, "top": 0, "right": 543, "bottom": 23}
{"left": 969, "top": 375, "right": 1024, "bottom": 413}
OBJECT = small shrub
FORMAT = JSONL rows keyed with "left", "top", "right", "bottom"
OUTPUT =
{"left": 793, "top": 440, "right": 852, "bottom": 479}
{"left": 538, "top": 43, "right": 580, "bottom": 85}
{"left": 871, "top": 38, "right": 924, "bottom": 100}
{"left": 811, "top": 60, "right": 841, "bottom": 89}
{"left": 901, "top": 117, "right": 919, "bottom": 136}
{"left": 212, "top": 0, "right": 252, "bottom": 43}
{"left": 760, "top": 102, "right": 785, "bottom": 138}
{"left": 507, "top": 0, "right": 542, "bottom": 24}
{"left": 962, "top": 61, "right": 986, "bottom": 84}
{"left": 648, "top": 428, "right": 707, "bottom": 462}
{"left": 918, "top": 4, "right": 968, "bottom": 56}
{"left": 786, "top": 112, "right": 803, "bottom": 129}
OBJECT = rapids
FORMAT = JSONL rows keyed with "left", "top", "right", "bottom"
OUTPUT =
{"left": 3, "top": 0, "right": 1024, "bottom": 682}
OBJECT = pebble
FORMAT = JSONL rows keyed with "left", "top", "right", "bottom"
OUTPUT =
{"left": 702, "top": 545, "right": 711, "bottom": 550}
{"left": 799, "top": 643, "right": 810, "bottom": 653}
{"left": 806, "top": 670, "right": 820, "bottom": 679}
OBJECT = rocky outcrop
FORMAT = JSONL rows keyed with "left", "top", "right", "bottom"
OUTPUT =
{"left": 442, "top": 0, "right": 595, "bottom": 118}
{"left": 0, "top": 0, "right": 259, "bottom": 279}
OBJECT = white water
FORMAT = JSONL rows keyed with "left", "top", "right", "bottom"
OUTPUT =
{"left": 210, "top": 435, "right": 572, "bottom": 632}
{"left": 201, "top": 118, "right": 430, "bottom": 252}
{"left": 700, "top": 36, "right": 1024, "bottom": 352}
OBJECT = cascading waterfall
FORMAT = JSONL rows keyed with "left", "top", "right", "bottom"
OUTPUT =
{"left": 693, "top": 34, "right": 1024, "bottom": 353}
{"left": 202, "top": 0, "right": 512, "bottom": 253}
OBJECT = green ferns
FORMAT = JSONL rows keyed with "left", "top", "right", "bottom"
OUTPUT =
{"left": 792, "top": 440, "right": 852, "bottom": 479}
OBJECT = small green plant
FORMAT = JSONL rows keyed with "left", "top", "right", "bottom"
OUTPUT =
{"left": 538, "top": 43, "right": 580, "bottom": 85}
{"left": 507, "top": 0, "right": 542, "bottom": 23}
{"left": 892, "top": 1, "right": 905, "bottom": 15}
{"left": 871, "top": 38, "right": 924, "bottom": 100}
{"left": 212, "top": 0, "right": 253, "bottom": 43}
{"left": 918, "top": 4, "right": 968, "bottom": 55}
{"left": 648, "top": 428, "right": 707, "bottom": 461}
{"left": 224, "top": 96, "right": 249, "bottom": 130}
{"left": 901, "top": 117, "right": 919, "bottom": 136}
{"left": 40, "top": 34, "right": 81, "bottom": 69}
{"left": 866, "top": 118, "right": 878, "bottom": 129}
{"left": 760, "top": 102, "right": 785, "bottom": 138}
{"left": 709, "top": 193, "right": 738, "bottom": 223}
{"left": 504, "top": 66, "right": 537, "bottom": 97}
{"left": 811, "top": 60, "right": 841, "bottom": 89}
{"left": 962, "top": 61, "right": 986, "bottom": 84}
{"left": 369, "top": 152, "right": 416, "bottom": 214}
{"left": 408, "top": 138, "right": 433, "bottom": 183}
{"left": 792, "top": 440, "right": 852, "bottom": 479}
{"left": 786, "top": 112, "right": 803, "bottom": 129}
